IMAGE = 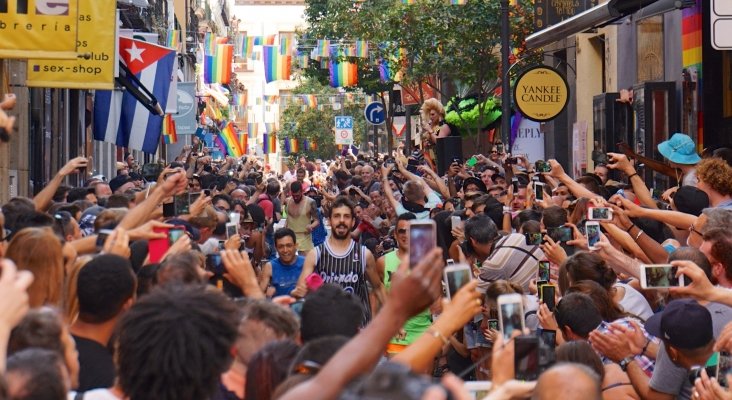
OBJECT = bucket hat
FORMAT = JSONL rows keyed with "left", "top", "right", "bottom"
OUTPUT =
{"left": 658, "top": 133, "right": 701, "bottom": 165}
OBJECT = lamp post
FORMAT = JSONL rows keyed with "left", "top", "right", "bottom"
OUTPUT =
{"left": 500, "top": 0, "right": 511, "bottom": 151}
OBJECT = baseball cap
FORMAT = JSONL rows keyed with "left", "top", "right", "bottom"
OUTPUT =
{"left": 644, "top": 299, "right": 713, "bottom": 350}
{"left": 462, "top": 176, "right": 487, "bottom": 193}
{"left": 658, "top": 133, "right": 702, "bottom": 165}
{"left": 109, "top": 175, "right": 134, "bottom": 193}
{"left": 672, "top": 186, "right": 709, "bottom": 216}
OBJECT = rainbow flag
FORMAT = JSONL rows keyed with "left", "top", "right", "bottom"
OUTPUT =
{"left": 296, "top": 52, "right": 310, "bottom": 67}
{"left": 203, "top": 44, "right": 233, "bottom": 84}
{"left": 238, "top": 132, "right": 248, "bottom": 154}
{"left": 450, "top": 0, "right": 467, "bottom": 4}
{"left": 402, "top": 0, "right": 416, "bottom": 4}
{"left": 262, "top": 133, "right": 276, "bottom": 153}
{"left": 316, "top": 40, "right": 330, "bottom": 58}
{"left": 263, "top": 95, "right": 279, "bottom": 104}
{"left": 265, "top": 34, "right": 277, "bottom": 45}
{"left": 248, "top": 122, "right": 258, "bottom": 138}
{"left": 280, "top": 33, "right": 294, "bottom": 55}
{"left": 329, "top": 60, "right": 358, "bottom": 87}
{"left": 263, "top": 46, "right": 292, "bottom": 83}
{"left": 355, "top": 40, "right": 368, "bottom": 58}
{"left": 379, "top": 59, "right": 391, "bottom": 82}
{"left": 167, "top": 30, "right": 179, "bottom": 50}
{"left": 219, "top": 122, "right": 243, "bottom": 157}
{"left": 290, "top": 137, "right": 299, "bottom": 153}
{"left": 203, "top": 32, "right": 215, "bottom": 55}
{"left": 284, "top": 137, "right": 291, "bottom": 153}
{"left": 241, "top": 35, "right": 256, "bottom": 59}
{"left": 303, "top": 95, "right": 317, "bottom": 108}
{"left": 162, "top": 114, "right": 177, "bottom": 144}
{"left": 234, "top": 92, "right": 247, "bottom": 106}
{"left": 265, "top": 122, "right": 277, "bottom": 133}
{"left": 253, "top": 36, "right": 263, "bottom": 46}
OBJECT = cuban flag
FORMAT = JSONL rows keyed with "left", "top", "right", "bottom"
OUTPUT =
{"left": 93, "top": 37, "right": 176, "bottom": 154}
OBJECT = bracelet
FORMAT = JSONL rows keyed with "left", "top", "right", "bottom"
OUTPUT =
{"left": 627, "top": 173, "right": 639, "bottom": 180}
{"left": 427, "top": 328, "right": 450, "bottom": 345}
{"left": 641, "top": 338, "right": 651, "bottom": 356}
{"left": 625, "top": 223, "right": 636, "bottom": 233}
{"left": 634, "top": 229, "right": 644, "bottom": 241}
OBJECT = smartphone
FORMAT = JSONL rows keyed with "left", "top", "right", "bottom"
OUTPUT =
{"left": 536, "top": 280, "right": 548, "bottom": 288}
{"left": 466, "top": 156, "right": 478, "bottom": 167}
{"left": 225, "top": 222, "right": 238, "bottom": 239}
{"left": 162, "top": 202, "right": 175, "bottom": 218}
{"left": 173, "top": 193, "right": 192, "bottom": 215}
{"left": 444, "top": 263, "right": 472, "bottom": 300}
{"left": 539, "top": 329, "right": 556, "bottom": 350}
{"left": 717, "top": 351, "right": 732, "bottom": 388}
{"left": 464, "top": 381, "right": 493, "bottom": 400}
{"left": 587, "top": 207, "right": 613, "bottom": 221}
{"left": 409, "top": 220, "right": 436, "bottom": 269}
{"left": 498, "top": 293, "right": 526, "bottom": 342}
{"left": 540, "top": 284, "right": 556, "bottom": 312}
{"left": 488, "top": 319, "right": 499, "bottom": 331}
{"left": 535, "top": 160, "right": 552, "bottom": 173}
{"left": 524, "top": 232, "right": 542, "bottom": 246}
{"left": 534, "top": 182, "right": 545, "bottom": 202}
{"left": 168, "top": 226, "right": 186, "bottom": 246}
{"left": 586, "top": 221, "right": 601, "bottom": 250}
{"left": 446, "top": 259, "right": 455, "bottom": 266}
{"left": 451, "top": 215, "right": 464, "bottom": 230}
{"left": 512, "top": 177, "right": 519, "bottom": 193}
{"left": 514, "top": 335, "right": 540, "bottom": 381}
{"left": 205, "top": 253, "right": 225, "bottom": 278}
{"left": 148, "top": 226, "right": 171, "bottom": 263}
{"left": 229, "top": 212, "right": 241, "bottom": 226}
{"left": 537, "top": 260, "right": 551, "bottom": 282}
{"left": 506, "top": 157, "right": 519, "bottom": 165}
{"left": 640, "top": 264, "right": 686, "bottom": 289}
{"left": 496, "top": 143, "right": 504, "bottom": 153}
{"left": 95, "top": 229, "right": 114, "bottom": 250}
{"left": 548, "top": 226, "right": 573, "bottom": 242}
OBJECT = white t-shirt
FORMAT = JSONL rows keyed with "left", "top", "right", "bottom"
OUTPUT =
{"left": 395, "top": 191, "right": 441, "bottom": 220}
{"left": 614, "top": 282, "right": 653, "bottom": 320}
{"left": 68, "top": 389, "right": 120, "bottom": 400}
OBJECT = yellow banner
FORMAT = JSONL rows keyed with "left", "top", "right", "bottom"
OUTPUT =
{"left": 0, "top": 0, "right": 80, "bottom": 59}
{"left": 26, "top": 0, "right": 116, "bottom": 89}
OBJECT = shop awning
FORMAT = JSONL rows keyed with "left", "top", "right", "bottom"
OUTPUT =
{"left": 526, "top": 0, "right": 661, "bottom": 49}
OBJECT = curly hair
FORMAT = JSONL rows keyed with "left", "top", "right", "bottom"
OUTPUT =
{"left": 697, "top": 158, "right": 732, "bottom": 196}
{"left": 419, "top": 98, "right": 445, "bottom": 122}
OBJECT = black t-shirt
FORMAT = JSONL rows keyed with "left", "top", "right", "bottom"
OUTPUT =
{"left": 73, "top": 334, "right": 115, "bottom": 391}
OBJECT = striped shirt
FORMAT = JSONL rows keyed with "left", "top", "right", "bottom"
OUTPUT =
{"left": 314, "top": 240, "right": 371, "bottom": 324}
{"left": 478, "top": 233, "right": 544, "bottom": 292}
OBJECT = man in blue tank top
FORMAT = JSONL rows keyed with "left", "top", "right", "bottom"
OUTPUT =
{"left": 258, "top": 228, "right": 305, "bottom": 297}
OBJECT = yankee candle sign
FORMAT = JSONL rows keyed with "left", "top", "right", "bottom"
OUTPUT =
{"left": 513, "top": 65, "right": 570, "bottom": 122}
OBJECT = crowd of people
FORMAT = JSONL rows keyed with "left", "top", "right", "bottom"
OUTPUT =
{"left": 3, "top": 129, "right": 732, "bottom": 400}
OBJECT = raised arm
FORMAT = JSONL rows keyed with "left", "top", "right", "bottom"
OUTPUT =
{"left": 34, "top": 157, "right": 89, "bottom": 212}
{"left": 118, "top": 169, "right": 187, "bottom": 230}
{"left": 546, "top": 159, "right": 598, "bottom": 200}
{"left": 290, "top": 249, "right": 317, "bottom": 298}
{"left": 419, "top": 165, "right": 449, "bottom": 199}
{"left": 607, "top": 152, "right": 657, "bottom": 209}
{"left": 380, "top": 165, "right": 400, "bottom": 211}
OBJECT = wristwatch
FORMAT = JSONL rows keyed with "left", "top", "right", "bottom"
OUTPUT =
{"left": 619, "top": 356, "right": 635, "bottom": 372}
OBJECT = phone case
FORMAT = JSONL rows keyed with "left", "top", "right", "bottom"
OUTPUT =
{"left": 148, "top": 227, "right": 171, "bottom": 263}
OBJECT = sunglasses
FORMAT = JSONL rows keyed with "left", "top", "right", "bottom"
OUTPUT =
{"left": 397, "top": 228, "right": 408, "bottom": 235}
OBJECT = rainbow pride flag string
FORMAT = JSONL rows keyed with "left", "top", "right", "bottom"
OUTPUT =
{"left": 303, "top": 95, "right": 317, "bottom": 108}
{"left": 167, "top": 30, "right": 179, "bottom": 50}
{"left": 162, "top": 114, "right": 177, "bottom": 144}
{"left": 379, "top": 59, "right": 391, "bottom": 82}
{"left": 203, "top": 44, "right": 233, "bottom": 84}
{"left": 238, "top": 132, "right": 248, "bottom": 154}
{"left": 241, "top": 35, "right": 256, "bottom": 59}
{"left": 280, "top": 34, "right": 293, "bottom": 55}
{"left": 263, "top": 95, "right": 279, "bottom": 104}
{"left": 248, "top": 123, "right": 258, "bottom": 138}
{"left": 329, "top": 60, "right": 358, "bottom": 87}
{"left": 263, "top": 46, "right": 292, "bottom": 83}
{"left": 450, "top": 0, "right": 467, "bottom": 4}
{"left": 290, "top": 137, "right": 299, "bottom": 153}
{"left": 355, "top": 40, "right": 368, "bottom": 58}
{"left": 219, "top": 122, "right": 243, "bottom": 157}
{"left": 262, "top": 133, "right": 269, "bottom": 153}
{"left": 234, "top": 92, "right": 247, "bottom": 106}
{"left": 203, "top": 32, "right": 215, "bottom": 55}
{"left": 253, "top": 36, "right": 263, "bottom": 46}
{"left": 316, "top": 40, "right": 331, "bottom": 58}
{"left": 402, "top": 0, "right": 416, "bottom": 4}
{"left": 264, "top": 122, "right": 277, "bottom": 133}
{"left": 265, "top": 34, "right": 277, "bottom": 45}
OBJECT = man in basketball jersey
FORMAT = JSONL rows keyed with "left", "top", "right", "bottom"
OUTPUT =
{"left": 291, "top": 196, "right": 385, "bottom": 325}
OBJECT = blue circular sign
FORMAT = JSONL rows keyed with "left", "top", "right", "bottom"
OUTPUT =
{"left": 364, "top": 101, "right": 385, "bottom": 125}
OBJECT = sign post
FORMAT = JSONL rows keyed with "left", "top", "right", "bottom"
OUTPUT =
{"left": 335, "top": 116, "right": 354, "bottom": 145}
{"left": 712, "top": 0, "right": 732, "bottom": 50}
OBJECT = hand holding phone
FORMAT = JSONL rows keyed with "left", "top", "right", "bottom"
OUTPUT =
{"left": 588, "top": 207, "right": 613, "bottom": 221}
{"left": 640, "top": 264, "right": 686, "bottom": 289}
{"left": 586, "top": 221, "right": 601, "bottom": 250}
{"left": 409, "top": 220, "right": 436, "bottom": 269}
{"left": 514, "top": 335, "right": 540, "bottom": 381}
{"left": 443, "top": 263, "right": 472, "bottom": 300}
{"left": 498, "top": 293, "right": 526, "bottom": 342}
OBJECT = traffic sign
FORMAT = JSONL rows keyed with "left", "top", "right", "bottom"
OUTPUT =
{"left": 364, "top": 102, "right": 385, "bottom": 125}
{"left": 334, "top": 116, "right": 354, "bottom": 145}
{"left": 712, "top": 0, "right": 732, "bottom": 50}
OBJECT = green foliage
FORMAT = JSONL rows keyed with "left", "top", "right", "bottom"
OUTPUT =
{"left": 299, "top": 0, "right": 535, "bottom": 102}
{"left": 278, "top": 80, "right": 368, "bottom": 161}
